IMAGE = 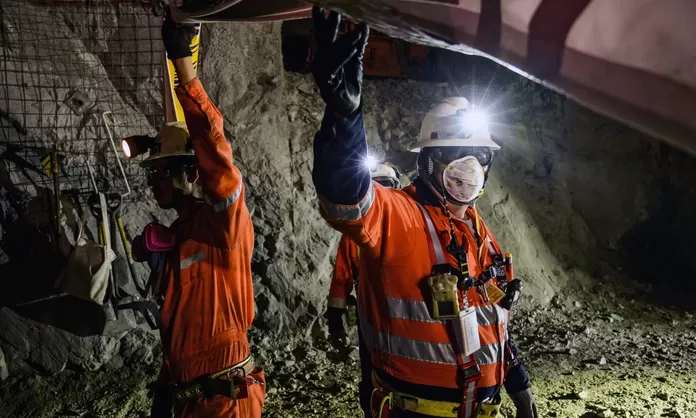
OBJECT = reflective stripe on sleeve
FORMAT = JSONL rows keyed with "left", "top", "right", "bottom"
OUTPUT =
{"left": 327, "top": 296, "right": 347, "bottom": 309}
{"left": 318, "top": 183, "right": 375, "bottom": 221}
{"left": 205, "top": 182, "right": 243, "bottom": 213}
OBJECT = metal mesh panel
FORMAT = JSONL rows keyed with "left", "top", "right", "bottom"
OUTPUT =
{"left": 0, "top": 0, "right": 163, "bottom": 199}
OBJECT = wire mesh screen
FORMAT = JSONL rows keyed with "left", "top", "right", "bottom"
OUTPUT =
{"left": 0, "top": 0, "right": 163, "bottom": 200}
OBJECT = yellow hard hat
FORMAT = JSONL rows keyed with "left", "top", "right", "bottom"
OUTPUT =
{"left": 140, "top": 122, "right": 195, "bottom": 167}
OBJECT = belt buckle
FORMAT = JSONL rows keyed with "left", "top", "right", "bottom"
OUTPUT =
{"left": 392, "top": 393, "right": 418, "bottom": 412}
{"left": 224, "top": 368, "right": 243, "bottom": 398}
{"left": 225, "top": 366, "right": 243, "bottom": 378}
{"left": 462, "top": 363, "right": 482, "bottom": 382}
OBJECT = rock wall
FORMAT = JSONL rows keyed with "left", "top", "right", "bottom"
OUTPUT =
{"left": 1, "top": 1, "right": 695, "bottom": 381}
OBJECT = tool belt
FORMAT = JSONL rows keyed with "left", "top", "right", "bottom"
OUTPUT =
{"left": 172, "top": 356, "right": 256, "bottom": 403}
{"left": 370, "top": 372, "right": 502, "bottom": 418}
{"left": 371, "top": 371, "right": 460, "bottom": 418}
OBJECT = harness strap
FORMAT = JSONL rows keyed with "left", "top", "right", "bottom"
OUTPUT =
{"left": 415, "top": 201, "right": 480, "bottom": 418}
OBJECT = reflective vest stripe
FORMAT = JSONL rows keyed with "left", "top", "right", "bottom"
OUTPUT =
{"left": 386, "top": 297, "right": 441, "bottom": 323}
{"left": 360, "top": 309, "right": 457, "bottom": 365}
{"left": 475, "top": 341, "right": 505, "bottom": 366}
{"left": 475, "top": 304, "right": 507, "bottom": 327}
{"left": 319, "top": 183, "right": 375, "bottom": 221}
{"left": 204, "top": 182, "right": 243, "bottom": 212}
{"left": 414, "top": 201, "right": 447, "bottom": 264}
{"left": 386, "top": 297, "right": 506, "bottom": 327}
{"left": 364, "top": 311, "right": 504, "bottom": 370}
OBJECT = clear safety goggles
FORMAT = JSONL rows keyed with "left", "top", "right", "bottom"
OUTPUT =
{"left": 431, "top": 146, "right": 493, "bottom": 167}
{"left": 146, "top": 168, "right": 175, "bottom": 181}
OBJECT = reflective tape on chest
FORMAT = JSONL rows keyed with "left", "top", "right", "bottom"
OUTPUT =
{"left": 180, "top": 250, "right": 206, "bottom": 270}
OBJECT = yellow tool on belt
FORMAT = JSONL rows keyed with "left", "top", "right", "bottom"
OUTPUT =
{"left": 477, "top": 395, "right": 503, "bottom": 417}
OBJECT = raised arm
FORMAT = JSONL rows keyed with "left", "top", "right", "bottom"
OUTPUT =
{"left": 310, "top": 7, "right": 388, "bottom": 248}
{"left": 163, "top": 9, "right": 246, "bottom": 246}
{"left": 174, "top": 73, "right": 241, "bottom": 211}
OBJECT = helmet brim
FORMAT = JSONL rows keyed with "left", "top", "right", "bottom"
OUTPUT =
{"left": 409, "top": 137, "right": 501, "bottom": 153}
{"left": 139, "top": 152, "right": 195, "bottom": 168}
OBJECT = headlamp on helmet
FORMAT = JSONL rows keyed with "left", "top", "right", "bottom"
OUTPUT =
{"left": 366, "top": 157, "right": 401, "bottom": 189}
{"left": 121, "top": 135, "right": 156, "bottom": 159}
{"left": 364, "top": 154, "right": 379, "bottom": 172}
{"left": 433, "top": 109, "right": 489, "bottom": 141}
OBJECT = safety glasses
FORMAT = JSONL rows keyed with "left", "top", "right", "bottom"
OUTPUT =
{"left": 434, "top": 147, "right": 493, "bottom": 167}
{"left": 146, "top": 168, "right": 175, "bottom": 182}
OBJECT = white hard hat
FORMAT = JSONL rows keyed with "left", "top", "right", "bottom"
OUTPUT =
{"left": 410, "top": 97, "right": 500, "bottom": 152}
{"left": 371, "top": 163, "right": 400, "bottom": 188}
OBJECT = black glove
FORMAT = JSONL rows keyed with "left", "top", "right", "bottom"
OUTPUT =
{"left": 508, "top": 388, "right": 539, "bottom": 418}
{"left": 311, "top": 6, "right": 369, "bottom": 116}
{"left": 327, "top": 306, "right": 347, "bottom": 349}
{"left": 131, "top": 235, "right": 148, "bottom": 263}
{"left": 161, "top": 7, "right": 195, "bottom": 60}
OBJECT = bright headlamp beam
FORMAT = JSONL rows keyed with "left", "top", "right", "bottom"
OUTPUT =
{"left": 121, "top": 135, "right": 155, "bottom": 159}
{"left": 121, "top": 140, "right": 132, "bottom": 158}
{"left": 364, "top": 154, "right": 378, "bottom": 171}
{"left": 462, "top": 110, "right": 489, "bottom": 132}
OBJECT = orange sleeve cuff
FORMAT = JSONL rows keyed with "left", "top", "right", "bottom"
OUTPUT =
{"left": 175, "top": 77, "right": 209, "bottom": 111}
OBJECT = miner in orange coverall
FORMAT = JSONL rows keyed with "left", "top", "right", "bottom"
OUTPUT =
{"left": 311, "top": 7, "right": 536, "bottom": 418}
{"left": 136, "top": 9, "right": 265, "bottom": 418}
{"left": 327, "top": 162, "right": 401, "bottom": 418}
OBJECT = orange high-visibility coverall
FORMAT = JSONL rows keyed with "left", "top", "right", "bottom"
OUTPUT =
{"left": 323, "top": 183, "right": 510, "bottom": 389}
{"left": 328, "top": 235, "right": 360, "bottom": 309}
{"left": 158, "top": 77, "right": 264, "bottom": 418}
{"left": 312, "top": 109, "right": 531, "bottom": 415}
{"left": 328, "top": 234, "right": 373, "bottom": 418}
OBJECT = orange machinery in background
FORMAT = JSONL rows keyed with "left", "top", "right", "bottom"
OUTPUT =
{"left": 353, "top": 24, "right": 431, "bottom": 79}
{"left": 292, "top": 19, "right": 434, "bottom": 79}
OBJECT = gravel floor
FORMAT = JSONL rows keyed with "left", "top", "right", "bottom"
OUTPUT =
{"left": 1, "top": 284, "right": 695, "bottom": 418}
